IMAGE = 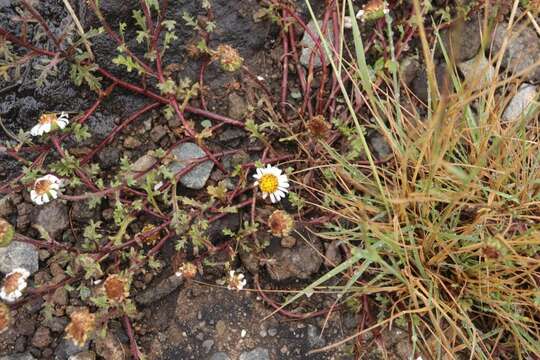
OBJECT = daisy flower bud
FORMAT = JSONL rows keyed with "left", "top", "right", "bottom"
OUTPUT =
{"left": 227, "top": 270, "right": 247, "bottom": 291}
{"left": 0, "top": 268, "right": 30, "bottom": 303}
{"left": 356, "top": 0, "right": 389, "bottom": 22}
{"left": 137, "top": 224, "right": 160, "bottom": 245}
{"left": 214, "top": 44, "right": 243, "bottom": 72}
{"left": 253, "top": 165, "right": 289, "bottom": 203}
{"left": 65, "top": 308, "right": 96, "bottom": 347}
{"left": 30, "top": 112, "right": 69, "bottom": 137}
{"left": 30, "top": 174, "right": 62, "bottom": 205}
{"left": 175, "top": 262, "right": 198, "bottom": 279}
{"left": 103, "top": 274, "right": 130, "bottom": 304}
{"left": 268, "top": 210, "right": 294, "bottom": 237}
{"left": 0, "top": 302, "right": 10, "bottom": 334}
{"left": 0, "top": 218, "right": 14, "bottom": 248}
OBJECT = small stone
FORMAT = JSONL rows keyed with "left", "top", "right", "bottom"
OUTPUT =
{"left": 307, "top": 324, "right": 325, "bottom": 347}
{"left": 210, "top": 353, "right": 230, "bottom": 360}
{"left": 168, "top": 143, "right": 214, "bottom": 190}
{"left": 0, "top": 195, "right": 15, "bottom": 217}
{"left": 239, "top": 347, "right": 270, "bottom": 360}
{"left": 97, "top": 146, "right": 120, "bottom": 170}
{"left": 280, "top": 236, "right": 296, "bottom": 248}
{"left": 55, "top": 338, "right": 89, "bottom": 360}
{"left": 268, "top": 328, "right": 278, "bottom": 337}
{"left": 266, "top": 236, "right": 323, "bottom": 281}
{"left": 71, "top": 202, "right": 97, "bottom": 222}
{"left": 219, "top": 128, "right": 246, "bottom": 143}
{"left": 502, "top": 84, "right": 538, "bottom": 122}
{"left": 31, "top": 326, "right": 52, "bottom": 348}
{"left": 33, "top": 202, "right": 69, "bottom": 239}
{"left": 50, "top": 287, "right": 69, "bottom": 306}
{"left": 16, "top": 203, "right": 33, "bottom": 230}
{"left": 491, "top": 22, "right": 540, "bottom": 83}
{"left": 400, "top": 57, "right": 421, "bottom": 87}
{"left": 324, "top": 241, "right": 342, "bottom": 266}
{"left": 368, "top": 131, "right": 392, "bottom": 159}
{"left": 135, "top": 274, "right": 184, "bottom": 305}
{"left": 86, "top": 112, "right": 116, "bottom": 142}
{"left": 15, "top": 317, "right": 36, "bottom": 336}
{"left": 150, "top": 125, "right": 168, "bottom": 143}
{"left": 0, "top": 353, "right": 36, "bottom": 360}
{"left": 202, "top": 339, "right": 214, "bottom": 353}
{"left": 44, "top": 316, "right": 69, "bottom": 333}
{"left": 300, "top": 20, "right": 334, "bottom": 68}
{"left": 94, "top": 333, "right": 126, "bottom": 360}
{"left": 458, "top": 55, "right": 496, "bottom": 90}
{"left": 129, "top": 154, "right": 158, "bottom": 185}
{"left": 123, "top": 136, "right": 142, "bottom": 149}
{"left": 227, "top": 93, "right": 248, "bottom": 120}
{"left": 439, "top": 15, "right": 481, "bottom": 62}
{"left": 411, "top": 63, "right": 451, "bottom": 104}
{"left": 0, "top": 241, "right": 39, "bottom": 274}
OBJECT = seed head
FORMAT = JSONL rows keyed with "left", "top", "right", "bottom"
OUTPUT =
{"left": 268, "top": 210, "right": 294, "bottom": 238}
{"left": 0, "top": 302, "right": 10, "bottom": 334}
{"left": 65, "top": 308, "right": 96, "bottom": 347}
{"left": 214, "top": 44, "right": 243, "bottom": 72}
{"left": 103, "top": 274, "right": 130, "bottom": 303}
{"left": 0, "top": 218, "right": 14, "bottom": 248}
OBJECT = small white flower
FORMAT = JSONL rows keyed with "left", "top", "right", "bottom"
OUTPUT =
{"left": 227, "top": 270, "right": 247, "bottom": 291}
{"left": 30, "top": 174, "right": 62, "bottom": 205}
{"left": 0, "top": 268, "right": 30, "bottom": 303}
{"left": 256, "top": 75, "right": 265, "bottom": 81}
{"left": 30, "top": 112, "right": 69, "bottom": 137}
{"left": 241, "top": 329, "right": 247, "bottom": 338}
{"left": 253, "top": 165, "right": 289, "bottom": 203}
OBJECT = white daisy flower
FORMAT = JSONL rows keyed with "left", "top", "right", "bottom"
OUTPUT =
{"left": 30, "top": 112, "right": 69, "bottom": 137}
{"left": 253, "top": 164, "right": 289, "bottom": 203}
{"left": 0, "top": 268, "right": 30, "bottom": 303}
{"left": 30, "top": 174, "right": 62, "bottom": 205}
{"left": 227, "top": 270, "right": 247, "bottom": 291}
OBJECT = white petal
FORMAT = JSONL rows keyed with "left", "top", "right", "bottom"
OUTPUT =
{"left": 253, "top": 173, "right": 261, "bottom": 180}
{"left": 42, "top": 123, "right": 51, "bottom": 133}
{"left": 41, "top": 193, "right": 50, "bottom": 203}
{"left": 256, "top": 168, "right": 263, "bottom": 176}
{"left": 278, "top": 182, "right": 290, "bottom": 188}
{"left": 33, "top": 195, "right": 43, "bottom": 205}
{"left": 270, "top": 193, "right": 276, "bottom": 203}
{"left": 30, "top": 190, "right": 38, "bottom": 201}
{"left": 278, "top": 186, "right": 289, "bottom": 193}
{"left": 276, "top": 190, "right": 286, "bottom": 199}
{"left": 49, "top": 189, "right": 58, "bottom": 199}
{"left": 272, "top": 167, "right": 282, "bottom": 176}
{"left": 262, "top": 192, "right": 268, "bottom": 200}
{"left": 57, "top": 119, "right": 68, "bottom": 128}
{"left": 45, "top": 174, "right": 60, "bottom": 183}
{"left": 254, "top": 181, "right": 259, "bottom": 186}
{"left": 30, "top": 125, "right": 41, "bottom": 136}
{"left": 278, "top": 175, "right": 288, "bottom": 183}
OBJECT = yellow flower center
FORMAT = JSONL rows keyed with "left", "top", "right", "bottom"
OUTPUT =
{"left": 34, "top": 179, "right": 52, "bottom": 195}
{"left": 39, "top": 114, "right": 57, "bottom": 125}
{"left": 259, "top": 174, "right": 279, "bottom": 193}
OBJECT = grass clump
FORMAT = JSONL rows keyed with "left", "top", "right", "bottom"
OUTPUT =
{"left": 296, "top": 0, "right": 540, "bottom": 357}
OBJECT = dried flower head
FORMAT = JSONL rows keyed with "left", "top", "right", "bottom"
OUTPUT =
{"left": 175, "top": 262, "right": 198, "bottom": 279}
{"left": 30, "top": 174, "right": 62, "bottom": 205}
{"left": 356, "top": 0, "right": 389, "bottom": 22}
{"left": 0, "top": 302, "right": 11, "bottom": 334}
{"left": 0, "top": 268, "right": 30, "bottom": 303}
{"left": 0, "top": 218, "right": 14, "bottom": 248}
{"left": 253, "top": 165, "right": 289, "bottom": 203}
{"left": 214, "top": 44, "right": 243, "bottom": 72}
{"left": 307, "top": 115, "right": 331, "bottom": 139}
{"left": 65, "top": 308, "right": 96, "bottom": 347}
{"left": 103, "top": 274, "right": 130, "bottom": 303}
{"left": 30, "top": 112, "right": 69, "bottom": 137}
{"left": 227, "top": 270, "right": 247, "bottom": 291}
{"left": 138, "top": 224, "right": 160, "bottom": 245}
{"left": 268, "top": 210, "right": 294, "bottom": 237}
